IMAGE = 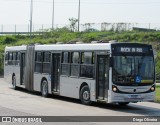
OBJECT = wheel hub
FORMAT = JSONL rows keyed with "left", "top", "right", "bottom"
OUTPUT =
{"left": 43, "top": 83, "right": 47, "bottom": 95}
{"left": 83, "top": 91, "right": 89, "bottom": 100}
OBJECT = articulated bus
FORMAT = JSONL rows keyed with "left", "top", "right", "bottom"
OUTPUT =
{"left": 4, "top": 42, "right": 155, "bottom": 105}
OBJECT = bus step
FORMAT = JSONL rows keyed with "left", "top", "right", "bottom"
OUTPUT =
{"left": 20, "top": 85, "right": 25, "bottom": 88}
{"left": 52, "top": 91, "right": 60, "bottom": 95}
{"left": 97, "top": 99, "right": 107, "bottom": 103}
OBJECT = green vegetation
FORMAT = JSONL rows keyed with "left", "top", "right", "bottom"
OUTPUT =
{"left": 156, "top": 86, "right": 160, "bottom": 103}
{"left": 0, "top": 28, "right": 160, "bottom": 79}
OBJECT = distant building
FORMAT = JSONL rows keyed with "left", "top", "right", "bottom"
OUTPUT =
{"left": 132, "top": 27, "right": 156, "bottom": 32}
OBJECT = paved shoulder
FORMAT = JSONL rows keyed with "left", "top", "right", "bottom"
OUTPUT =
{"left": 0, "top": 106, "right": 33, "bottom": 116}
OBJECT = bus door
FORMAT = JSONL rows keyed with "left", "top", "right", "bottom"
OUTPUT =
{"left": 20, "top": 53, "right": 25, "bottom": 85}
{"left": 96, "top": 55, "right": 109, "bottom": 100}
{"left": 51, "top": 53, "right": 61, "bottom": 93}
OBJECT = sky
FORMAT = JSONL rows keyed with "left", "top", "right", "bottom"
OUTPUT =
{"left": 0, "top": 0, "right": 160, "bottom": 31}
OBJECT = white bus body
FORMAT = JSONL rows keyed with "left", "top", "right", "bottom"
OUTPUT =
{"left": 4, "top": 43, "right": 155, "bottom": 105}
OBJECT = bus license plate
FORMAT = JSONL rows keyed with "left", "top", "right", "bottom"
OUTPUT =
{"left": 129, "top": 95, "right": 139, "bottom": 98}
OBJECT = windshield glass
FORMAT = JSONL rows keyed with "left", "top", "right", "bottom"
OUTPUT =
{"left": 113, "top": 56, "right": 154, "bottom": 85}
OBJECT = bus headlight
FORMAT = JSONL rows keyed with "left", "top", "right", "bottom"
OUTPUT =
{"left": 150, "top": 86, "right": 155, "bottom": 91}
{"left": 112, "top": 85, "right": 118, "bottom": 92}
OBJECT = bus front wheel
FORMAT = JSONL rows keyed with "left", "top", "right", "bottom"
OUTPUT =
{"left": 80, "top": 86, "right": 91, "bottom": 105}
{"left": 41, "top": 80, "right": 48, "bottom": 97}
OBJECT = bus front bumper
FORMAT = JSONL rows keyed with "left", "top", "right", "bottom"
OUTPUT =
{"left": 109, "top": 92, "right": 155, "bottom": 103}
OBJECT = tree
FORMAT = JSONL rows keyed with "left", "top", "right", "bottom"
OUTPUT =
{"left": 101, "top": 22, "right": 111, "bottom": 31}
{"left": 68, "top": 18, "right": 78, "bottom": 32}
{"left": 82, "top": 23, "right": 95, "bottom": 32}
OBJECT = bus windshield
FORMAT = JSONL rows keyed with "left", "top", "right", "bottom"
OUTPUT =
{"left": 113, "top": 56, "right": 154, "bottom": 85}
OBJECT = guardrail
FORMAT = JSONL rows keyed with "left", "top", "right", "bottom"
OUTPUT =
{"left": 0, "top": 32, "right": 46, "bottom": 35}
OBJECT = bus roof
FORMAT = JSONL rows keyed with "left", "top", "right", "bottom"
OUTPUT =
{"left": 5, "top": 45, "right": 27, "bottom": 52}
{"left": 35, "top": 43, "right": 112, "bottom": 51}
{"left": 5, "top": 42, "right": 152, "bottom": 52}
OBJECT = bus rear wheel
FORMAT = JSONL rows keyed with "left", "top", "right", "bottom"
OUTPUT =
{"left": 80, "top": 86, "right": 91, "bottom": 105}
{"left": 12, "top": 76, "right": 17, "bottom": 90}
{"left": 41, "top": 80, "right": 48, "bottom": 97}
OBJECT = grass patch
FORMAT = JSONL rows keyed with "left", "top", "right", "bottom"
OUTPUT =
{"left": 156, "top": 80, "right": 160, "bottom": 83}
{"left": 156, "top": 86, "right": 160, "bottom": 103}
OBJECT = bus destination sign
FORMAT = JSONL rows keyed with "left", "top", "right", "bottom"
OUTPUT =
{"left": 116, "top": 47, "right": 149, "bottom": 53}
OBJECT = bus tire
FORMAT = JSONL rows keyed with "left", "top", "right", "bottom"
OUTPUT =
{"left": 12, "top": 76, "right": 17, "bottom": 90}
{"left": 80, "top": 85, "right": 91, "bottom": 105}
{"left": 41, "top": 80, "right": 48, "bottom": 97}
{"left": 118, "top": 102, "right": 129, "bottom": 106}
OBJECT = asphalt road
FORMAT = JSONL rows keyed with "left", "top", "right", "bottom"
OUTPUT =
{"left": 0, "top": 78, "right": 160, "bottom": 125}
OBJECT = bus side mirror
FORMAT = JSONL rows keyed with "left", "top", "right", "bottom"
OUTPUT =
{"left": 109, "top": 57, "right": 113, "bottom": 67}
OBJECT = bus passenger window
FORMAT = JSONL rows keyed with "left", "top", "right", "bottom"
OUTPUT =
{"left": 13, "top": 52, "right": 16, "bottom": 60}
{"left": 71, "top": 52, "right": 80, "bottom": 76}
{"left": 80, "top": 52, "right": 94, "bottom": 78}
{"left": 13, "top": 52, "right": 17, "bottom": 65}
{"left": 72, "top": 52, "right": 79, "bottom": 64}
{"left": 61, "top": 52, "right": 70, "bottom": 76}
{"left": 36, "top": 52, "right": 42, "bottom": 62}
{"left": 42, "top": 52, "right": 51, "bottom": 74}
{"left": 62, "top": 52, "right": 69, "bottom": 63}
{"left": 8, "top": 52, "right": 13, "bottom": 65}
{"left": 16, "top": 52, "right": 20, "bottom": 60}
{"left": 35, "top": 52, "right": 42, "bottom": 73}
{"left": 15, "top": 52, "right": 20, "bottom": 65}
{"left": 43, "top": 52, "right": 51, "bottom": 62}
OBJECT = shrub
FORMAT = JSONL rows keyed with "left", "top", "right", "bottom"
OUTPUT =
{"left": 2, "top": 36, "right": 17, "bottom": 44}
